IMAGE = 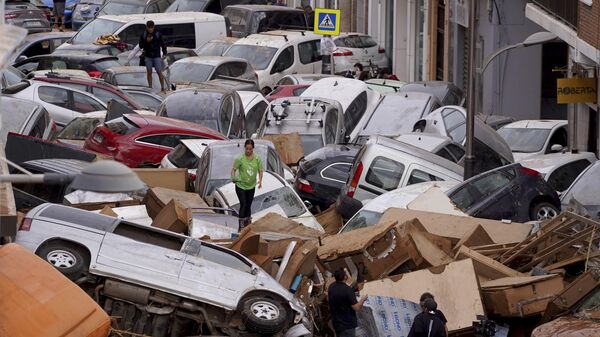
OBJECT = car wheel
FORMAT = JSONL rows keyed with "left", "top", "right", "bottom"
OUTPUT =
{"left": 240, "top": 297, "right": 287, "bottom": 334}
{"left": 37, "top": 241, "right": 89, "bottom": 281}
{"left": 261, "top": 87, "right": 272, "bottom": 96}
{"left": 530, "top": 202, "right": 559, "bottom": 221}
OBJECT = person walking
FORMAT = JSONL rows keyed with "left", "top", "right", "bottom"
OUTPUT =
{"left": 420, "top": 293, "right": 448, "bottom": 336}
{"left": 52, "top": 0, "right": 66, "bottom": 31}
{"left": 231, "top": 139, "right": 263, "bottom": 229}
{"left": 328, "top": 269, "right": 367, "bottom": 337}
{"left": 320, "top": 34, "right": 336, "bottom": 74}
{"left": 138, "top": 20, "right": 168, "bottom": 92}
{"left": 408, "top": 298, "right": 446, "bottom": 337}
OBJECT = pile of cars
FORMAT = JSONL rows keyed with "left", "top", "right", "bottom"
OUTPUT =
{"left": 2, "top": 3, "right": 600, "bottom": 337}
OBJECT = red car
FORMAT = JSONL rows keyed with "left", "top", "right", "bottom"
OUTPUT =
{"left": 265, "top": 84, "right": 310, "bottom": 102}
{"left": 34, "top": 74, "right": 144, "bottom": 110}
{"left": 84, "top": 114, "right": 226, "bottom": 168}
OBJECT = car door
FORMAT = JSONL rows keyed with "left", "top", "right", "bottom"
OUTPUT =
{"left": 95, "top": 221, "right": 186, "bottom": 282}
{"left": 245, "top": 99, "right": 268, "bottom": 137}
{"left": 69, "top": 90, "right": 107, "bottom": 114}
{"left": 268, "top": 46, "right": 295, "bottom": 89}
{"left": 297, "top": 39, "right": 322, "bottom": 74}
{"left": 323, "top": 107, "right": 343, "bottom": 145}
{"left": 357, "top": 155, "right": 406, "bottom": 200}
{"left": 36, "top": 85, "right": 76, "bottom": 127}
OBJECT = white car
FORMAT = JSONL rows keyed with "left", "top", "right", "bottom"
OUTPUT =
{"left": 498, "top": 120, "right": 569, "bottom": 161}
{"left": 339, "top": 181, "right": 459, "bottom": 233}
{"left": 5, "top": 80, "right": 107, "bottom": 128}
{"left": 276, "top": 73, "right": 339, "bottom": 86}
{"left": 332, "top": 33, "right": 388, "bottom": 74}
{"left": 224, "top": 31, "right": 322, "bottom": 95}
{"left": 519, "top": 151, "right": 597, "bottom": 193}
{"left": 212, "top": 171, "right": 324, "bottom": 232}
{"left": 237, "top": 90, "right": 269, "bottom": 136}
{"left": 395, "top": 133, "right": 465, "bottom": 164}
{"left": 301, "top": 77, "right": 381, "bottom": 139}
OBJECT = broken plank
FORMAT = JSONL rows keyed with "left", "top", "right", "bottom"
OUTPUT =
{"left": 409, "top": 230, "right": 454, "bottom": 267}
{"left": 453, "top": 224, "right": 494, "bottom": 254}
{"left": 456, "top": 246, "right": 523, "bottom": 280}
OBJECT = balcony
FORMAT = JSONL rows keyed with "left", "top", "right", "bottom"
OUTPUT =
{"left": 531, "top": 0, "right": 578, "bottom": 30}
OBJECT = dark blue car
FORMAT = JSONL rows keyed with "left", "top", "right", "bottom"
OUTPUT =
{"left": 71, "top": 0, "right": 105, "bottom": 30}
{"left": 42, "top": 0, "right": 79, "bottom": 25}
{"left": 447, "top": 163, "right": 561, "bottom": 222}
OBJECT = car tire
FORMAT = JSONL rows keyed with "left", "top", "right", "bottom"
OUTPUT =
{"left": 530, "top": 202, "right": 559, "bottom": 221}
{"left": 240, "top": 296, "right": 288, "bottom": 334}
{"left": 37, "top": 241, "right": 89, "bottom": 281}
{"left": 261, "top": 87, "right": 272, "bottom": 96}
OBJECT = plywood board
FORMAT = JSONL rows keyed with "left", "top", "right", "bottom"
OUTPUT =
{"left": 380, "top": 208, "right": 532, "bottom": 244}
{"left": 250, "top": 212, "right": 323, "bottom": 238}
{"left": 317, "top": 220, "right": 399, "bottom": 260}
{"left": 409, "top": 230, "right": 454, "bottom": 267}
{"left": 407, "top": 186, "right": 468, "bottom": 216}
{"left": 133, "top": 168, "right": 188, "bottom": 191}
{"left": 456, "top": 246, "right": 524, "bottom": 280}
{"left": 361, "top": 259, "right": 485, "bottom": 332}
{"left": 453, "top": 225, "right": 494, "bottom": 252}
{"left": 261, "top": 133, "right": 304, "bottom": 165}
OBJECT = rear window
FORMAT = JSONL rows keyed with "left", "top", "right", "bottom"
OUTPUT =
{"left": 6, "top": 2, "right": 37, "bottom": 9}
{"left": 167, "top": 143, "right": 198, "bottom": 169}
{"left": 335, "top": 35, "right": 378, "bottom": 49}
{"left": 365, "top": 156, "right": 405, "bottom": 191}
{"left": 58, "top": 117, "right": 104, "bottom": 140}
{"left": 105, "top": 116, "right": 139, "bottom": 135}
{"left": 222, "top": 7, "right": 247, "bottom": 31}
{"left": 196, "top": 41, "right": 231, "bottom": 56}
{"left": 39, "top": 206, "right": 115, "bottom": 232}
{"left": 92, "top": 59, "right": 121, "bottom": 71}
{"left": 252, "top": 11, "right": 307, "bottom": 31}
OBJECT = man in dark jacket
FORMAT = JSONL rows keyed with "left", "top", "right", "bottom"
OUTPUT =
{"left": 327, "top": 269, "right": 367, "bottom": 337}
{"left": 408, "top": 298, "right": 446, "bottom": 337}
{"left": 139, "top": 20, "right": 168, "bottom": 92}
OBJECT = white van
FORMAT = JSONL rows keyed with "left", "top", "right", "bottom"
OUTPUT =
{"left": 223, "top": 30, "right": 322, "bottom": 95}
{"left": 68, "top": 12, "right": 227, "bottom": 50}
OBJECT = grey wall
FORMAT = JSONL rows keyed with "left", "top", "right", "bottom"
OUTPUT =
{"left": 479, "top": 0, "right": 543, "bottom": 120}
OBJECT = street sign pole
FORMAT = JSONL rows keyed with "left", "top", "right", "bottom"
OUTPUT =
{"left": 464, "top": 0, "right": 477, "bottom": 180}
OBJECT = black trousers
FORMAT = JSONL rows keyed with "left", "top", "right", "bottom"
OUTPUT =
{"left": 235, "top": 186, "right": 255, "bottom": 219}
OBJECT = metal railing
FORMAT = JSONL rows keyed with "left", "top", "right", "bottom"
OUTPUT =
{"left": 531, "top": 0, "right": 578, "bottom": 29}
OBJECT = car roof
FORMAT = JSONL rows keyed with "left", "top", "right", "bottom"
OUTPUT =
{"left": 179, "top": 139, "right": 219, "bottom": 156}
{"left": 234, "top": 31, "right": 318, "bottom": 49}
{"left": 173, "top": 56, "right": 247, "bottom": 66}
{"left": 282, "top": 73, "right": 339, "bottom": 84}
{"left": 501, "top": 119, "right": 568, "bottom": 130}
{"left": 97, "top": 12, "right": 224, "bottom": 24}
{"left": 361, "top": 181, "right": 459, "bottom": 213}
{"left": 28, "top": 52, "right": 117, "bottom": 62}
{"left": 124, "top": 113, "right": 226, "bottom": 138}
{"left": 56, "top": 44, "right": 110, "bottom": 51}
{"left": 226, "top": 4, "right": 305, "bottom": 12}
{"left": 304, "top": 144, "right": 361, "bottom": 160}
{"left": 35, "top": 74, "right": 115, "bottom": 87}
{"left": 301, "top": 77, "right": 379, "bottom": 111}
{"left": 237, "top": 90, "right": 265, "bottom": 108}
{"left": 369, "top": 135, "right": 464, "bottom": 176}
{"left": 21, "top": 159, "right": 89, "bottom": 174}
{"left": 395, "top": 133, "right": 455, "bottom": 152}
{"left": 519, "top": 152, "right": 597, "bottom": 175}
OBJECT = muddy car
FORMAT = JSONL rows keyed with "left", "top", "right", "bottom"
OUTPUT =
{"left": 16, "top": 203, "right": 312, "bottom": 337}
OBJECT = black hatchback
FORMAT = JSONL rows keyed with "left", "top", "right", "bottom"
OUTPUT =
{"left": 295, "top": 144, "right": 360, "bottom": 212}
{"left": 13, "top": 52, "right": 120, "bottom": 77}
{"left": 447, "top": 163, "right": 561, "bottom": 222}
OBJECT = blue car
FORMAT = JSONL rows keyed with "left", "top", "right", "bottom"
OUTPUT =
{"left": 71, "top": 0, "right": 105, "bottom": 30}
{"left": 42, "top": 0, "right": 80, "bottom": 25}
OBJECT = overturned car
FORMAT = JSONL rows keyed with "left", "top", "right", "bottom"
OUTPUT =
{"left": 16, "top": 203, "right": 312, "bottom": 337}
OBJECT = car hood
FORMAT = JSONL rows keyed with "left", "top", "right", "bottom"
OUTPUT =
{"left": 512, "top": 151, "right": 536, "bottom": 162}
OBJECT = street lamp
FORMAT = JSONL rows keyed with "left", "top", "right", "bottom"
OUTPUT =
{"left": 464, "top": 30, "right": 558, "bottom": 179}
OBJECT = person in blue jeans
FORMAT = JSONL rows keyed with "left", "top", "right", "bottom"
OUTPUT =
{"left": 138, "top": 20, "right": 168, "bottom": 92}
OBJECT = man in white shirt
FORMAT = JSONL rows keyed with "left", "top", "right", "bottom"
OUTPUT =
{"left": 320, "top": 35, "right": 336, "bottom": 74}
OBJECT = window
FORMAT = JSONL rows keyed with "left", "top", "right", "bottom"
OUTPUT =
{"left": 223, "top": 7, "right": 247, "bottom": 31}
{"left": 345, "top": 91, "right": 368, "bottom": 134}
{"left": 547, "top": 127, "right": 568, "bottom": 153}
{"left": 167, "top": 143, "right": 198, "bottom": 169}
{"left": 547, "top": 159, "right": 592, "bottom": 192}
{"left": 220, "top": 95, "right": 234, "bottom": 134}
{"left": 334, "top": 35, "right": 378, "bottom": 48}
{"left": 113, "top": 222, "right": 185, "bottom": 251}
{"left": 127, "top": 91, "right": 162, "bottom": 110}
{"left": 322, "top": 163, "right": 352, "bottom": 183}
{"left": 17, "top": 60, "right": 40, "bottom": 73}
{"left": 182, "top": 240, "right": 251, "bottom": 272}
{"left": 40, "top": 205, "right": 116, "bottom": 231}
{"left": 38, "top": 86, "right": 69, "bottom": 109}
{"left": 156, "top": 0, "right": 171, "bottom": 12}
{"left": 298, "top": 40, "right": 321, "bottom": 64}
{"left": 138, "top": 134, "right": 199, "bottom": 148}
{"left": 267, "top": 149, "right": 279, "bottom": 173}
{"left": 72, "top": 92, "right": 105, "bottom": 113}
{"left": 60, "top": 82, "right": 88, "bottom": 92}
{"left": 451, "top": 169, "right": 515, "bottom": 210}
{"left": 442, "top": 108, "right": 466, "bottom": 143}
{"left": 92, "top": 87, "right": 131, "bottom": 107}
{"left": 293, "top": 87, "right": 308, "bottom": 96}
{"left": 408, "top": 169, "right": 443, "bottom": 185}
{"left": 324, "top": 110, "right": 338, "bottom": 144}
{"left": 118, "top": 24, "right": 146, "bottom": 46}
{"left": 271, "top": 46, "right": 293, "bottom": 74}
{"left": 245, "top": 101, "right": 267, "bottom": 136}
{"left": 214, "top": 62, "right": 247, "bottom": 78}
{"left": 159, "top": 23, "right": 196, "bottom": 49}
{"left": 365, "top": 157, "right": 405, "bottom": 191}
{"left": 277, "top": 77, "right": 294, "bottom": 85}
{"left": 446, "top": 143, "right": 465, "bottom": 162}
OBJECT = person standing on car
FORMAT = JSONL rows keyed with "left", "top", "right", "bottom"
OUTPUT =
{"left": 231, "top": 139, "right": 263, "bottom": 229}
{"left": 328, "top": 269, "right": 367, "bottom": 337}
{"left": 139, "top": 20, "right": 168, "bottom": 92}
{"left": 53, "top": 0, "right": 66, "bottom": 31}
{"left": 408, "top": 298, "right": 447, "bottom": 337}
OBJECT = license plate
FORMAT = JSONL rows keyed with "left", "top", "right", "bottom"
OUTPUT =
{"left": 93, "top": 133, "right": 104, "bottom": 143}
{"left": 24, "top": 21, "right": 43, "bottom": 27}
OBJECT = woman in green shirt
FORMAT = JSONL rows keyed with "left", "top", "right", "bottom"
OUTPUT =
{"left": 231, "top": 139, "right": 264, "bottom": 229}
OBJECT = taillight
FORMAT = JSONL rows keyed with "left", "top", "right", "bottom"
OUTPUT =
{"left": 5, "top": 13, "right": 18, "bottom": 19}
{"left": 520, "top": 166, "right": 541, "bottom": 177}
{"left": 347, "top": 162, "right": 363, "bottom": 198}
{"left": 19, "top": 218, "right": 33, "bottom": 231}
{"left": 333, "top": 49, "right": 353, "bottom": 57}
{"left": 190, "top": 173, "right": 197, "bottom": 181}
{"left": 88, "top": 70, "right": 102, "bottom": 78}
{"left": 296, "top": 178, "right": 314, "bottom": 193}
{"left": 378, "top": 47, "right": 385, "bottom": 54}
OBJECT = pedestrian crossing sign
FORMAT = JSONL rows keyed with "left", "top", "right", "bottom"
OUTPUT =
{"left": 314, "top": 8, "right": 341, "bottom": 36}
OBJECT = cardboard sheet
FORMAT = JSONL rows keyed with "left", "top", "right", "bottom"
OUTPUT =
{"left": 133, "top": 168, "right": 188, "bottom": 191}
{"left": 407, "top": 186, "right": 468, "bottom": 216}
{"left": 250, "top": 212, "right": 324, "bottom": 238}
{"left": 361, "top": 259, "right": 485, "bottom": 332}
{"left": 261, "top": 133, "right": 304, "bottom": 165}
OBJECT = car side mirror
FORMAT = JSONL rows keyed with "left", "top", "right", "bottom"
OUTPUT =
{"left": 550, "top": 144, "right": 564, "bottom": 152}
{"left": 303, "top": 200, "right": 313, "bottom": 210}
{"left": 16, "top": 55, "right": 27, "bottom": 63}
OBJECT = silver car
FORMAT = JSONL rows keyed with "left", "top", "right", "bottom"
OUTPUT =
{"left": 16, "top": 203, "right": 312, "bottom": 337}
{"left": 5, "top": 1, "right": 51, "bottom": 34}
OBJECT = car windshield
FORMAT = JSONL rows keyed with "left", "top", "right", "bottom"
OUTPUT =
{"left": 497, "top": 127, "right": 551, "bottom": 153}
{"left": 158, "top": 92, "right": 222, "bottom": 131}
{"left": 562, "top": 163, "right": 600, "bottom": 209}
{"left": 196, "top": 41, "right": 231, "bottom": 56}
{"left": 99, "top": 1, "right": 144, "bottom": 15}
{"left": 361, "top": 96, "right": 429, "bottom": 136}
{"left": 341, "top": 210, "right": 383, "bottom": 233}
{"left": 224, "top": 45, "right": 277, "bottom": 70}
{"left": 72, "top": 18, "right": 125, "bottom": 44}
{"left": 169, "top": 63, "right": 214, "bottom": 83}
{"left": 167, "top": 144, "right": 198, "bottom": 168}
{"left": 57, "top": 117, "right": 104, "bottom": 140}
{"left": 166, "top": 0, "right": 208, "bottom": 12}
{"left": 115, "top": 72, "right": 162, "bottom": 91}
{"left": 232, "top": 186, "right": 305, "bottom": 218}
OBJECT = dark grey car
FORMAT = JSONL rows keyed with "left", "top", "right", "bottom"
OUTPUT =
{"left": 5, "top": 1, "right": 51, "bottom": 34}
{"left": 169, "top": 56, "right": 258, "bottom": 89}
{"left": 222, "top": 4, "right": 308, "bottom": 38}
{"left": 561, "top": 161, "right": 600, "bottom": 220}
{"left": 54, "top": 43, "right": 124, "bottom": 56}
{"left": 399, "top": 81, "right": 465, "bottom": 106}
{"left": 12, "top": 31, "right": 75, "bottom": 62}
